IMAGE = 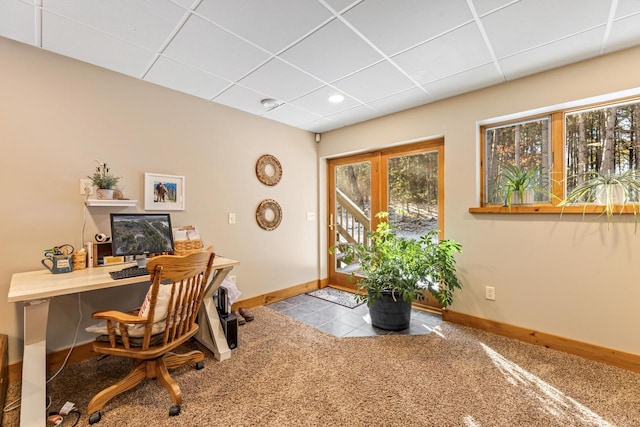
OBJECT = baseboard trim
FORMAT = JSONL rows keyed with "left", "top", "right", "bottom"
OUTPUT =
{"left": 443, "top": 310, "right": 640, "bottom": 374}
{"left": 230, "top": 279, "right": 322, "bottom": 311}
{"left": 8, "top": 341, "right": 97, "bottom": 384}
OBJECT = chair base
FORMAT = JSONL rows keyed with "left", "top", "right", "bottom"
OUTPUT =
{"left": 88, "top": 350, "right": 204, "bottom": 419}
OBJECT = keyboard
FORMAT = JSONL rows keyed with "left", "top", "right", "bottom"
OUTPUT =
{"left": 109, "top": 266, "right": 149, "bottom": 280}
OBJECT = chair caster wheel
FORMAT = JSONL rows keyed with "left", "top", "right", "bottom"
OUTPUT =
{"left": 89, "top": 411, "right": 101, "bottom": 424}
{"left": 169, "top": 405, "right": 181, "bottom": 416}
{"left": 196, "top": 361, "right": 204, "bottom": 370}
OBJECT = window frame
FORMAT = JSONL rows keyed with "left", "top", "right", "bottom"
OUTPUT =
{"left": 471, "top": 95, "right": 640, "bottom": 214}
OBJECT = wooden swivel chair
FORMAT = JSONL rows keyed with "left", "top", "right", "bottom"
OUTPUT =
{"left": 87, "top": 251, "right": 215, "bottom": 424}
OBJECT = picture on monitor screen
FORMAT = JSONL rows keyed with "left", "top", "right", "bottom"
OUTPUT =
{"left": 110, "top": 213, "right": 175, "bottom": 257}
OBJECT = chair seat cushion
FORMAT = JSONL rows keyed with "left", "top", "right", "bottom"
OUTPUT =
{"left": 86, "top": 283, "right": 175, "bottom": 338}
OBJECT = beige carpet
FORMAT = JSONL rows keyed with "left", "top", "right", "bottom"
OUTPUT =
{"left": 4, "top": 306, "right": 640, "bottom": 426}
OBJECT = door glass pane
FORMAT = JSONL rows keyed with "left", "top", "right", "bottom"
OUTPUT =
{"left": 388, "top": 151, "right": 439, "bottom": 238}
{"left": 334, "top": 161, "right": 371, "bottom": 273}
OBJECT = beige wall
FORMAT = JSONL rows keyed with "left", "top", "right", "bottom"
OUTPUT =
{"left": 319, "top": 46, "right": 640, "bottom": 356}
{"left": 0, "top": 37, "right": 319, "bottom": 364}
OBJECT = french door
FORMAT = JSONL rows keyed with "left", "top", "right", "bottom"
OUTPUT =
{"left": 327, "top": 139, "right": 444, "bottom": 306}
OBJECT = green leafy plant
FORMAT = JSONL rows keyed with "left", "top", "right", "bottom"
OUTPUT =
{"left": 88, "top": 160, "right": 120, "bottom": 189}
{"left": 558, "top": 169, "right": 640, "bottom": 228}
{"left": 497, "top": 165, "right": 543, "bottom": 206}
{"left": 330, "top": 212, "right": 462, "bottom": 308}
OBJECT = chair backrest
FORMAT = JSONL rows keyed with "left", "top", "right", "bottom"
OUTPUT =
{"left": 136, "top": 251, "right": 214, "bottom": 350}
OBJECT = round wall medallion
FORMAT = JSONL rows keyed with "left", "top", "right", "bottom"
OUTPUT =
{"left": 256, "top": 199, "right": 282, "bottom": 231}
{"left": 256, "top": 154, "right": 282, "bottom": 186}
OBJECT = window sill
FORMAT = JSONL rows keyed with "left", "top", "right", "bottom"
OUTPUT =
{"left": 469, "top": 205, "right": 639, "bottom": 214}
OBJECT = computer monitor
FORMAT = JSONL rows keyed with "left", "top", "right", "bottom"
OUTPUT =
{"left": 110, "top": 213, "right": 175, "bottom": 268}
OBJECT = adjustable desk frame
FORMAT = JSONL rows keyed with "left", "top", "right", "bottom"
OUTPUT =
{"left": 8, "top": 256, "right": 239, "bottom": 427}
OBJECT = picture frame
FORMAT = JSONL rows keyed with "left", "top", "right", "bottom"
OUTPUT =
{"left": 144, "top": 173, "right": 185, "bottom": 211}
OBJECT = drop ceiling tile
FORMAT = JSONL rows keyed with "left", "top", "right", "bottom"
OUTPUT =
{"left": 471, "top": 0, "right": 517, "bottom": 16}
{"left": 262, "top": 103, "right": 322, "bottom": 127}
{"left": 280, "top": 19, "right": 382, "bottom": 83}
{"left": 326, "top": 104, "right": 381, "bottom": 128}
{"left": 0, "top": 0, "right": 34, "bottom": 45}
{"left": 289, "top": 86, "right": 360, "bottom": 117}
{"left": 172, "top": 0, "right": 196, "bottom": 9}
{"left": 343, "top": 0, "right": 473, "bottom": 56}
{"left": 423, "top": 63, "right": 503, "bottom": 100}
{"left": 43, "top": 0, "right": 186, "bottom": 51}
{"left": 299, "top": 117, "right": 338, "bottom": 133}
{"left": 213, "top": 84, "right": 272, "bottom": 115}
{"left": 499, "top": 27, "right": 604, "bottom": 80}
{"left": 163, "top": 14, "right": 270, "bottom": 81}
{"left": 482, "top": 0, "right": 610, "bottom": 58}
{"left": 368, "top": 87, "right": 433, "bottom": 115}
{"left": 324, "top": 0, "right": 361, "bottom": 13}
{"left": 42, "top": 11, "right": 156, "bottom": 77}
{"left": 144, "top": 56, "right": 231, "bottom": 99}
{"left": 195, "top": 0, "right": 332, "bottom": 53}
{"left": 333, "top": 61, "right": 416, "bottom": 103}
{"left": 238, "top": 58, "right": 324, "bottom": 102}
{"left": 615, "top": 0, "right": 640, "bottom": 18}
{"left": 606, "top": 13, "right": 640, "bottom": 53}
{"left": 392, "top": 23, "right": 492, "bottom": 85}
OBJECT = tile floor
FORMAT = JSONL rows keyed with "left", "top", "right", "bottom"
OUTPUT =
{"left": 266, "top": 289, "right": 442, "bottom": 338}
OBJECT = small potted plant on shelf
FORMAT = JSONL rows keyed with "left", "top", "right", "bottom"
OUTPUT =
{"left": 88, "top": 161, "right": 120, "bottom": 200}
{"left": 558, "top": 169, "right": 640, "bottom": 228}
{"left": 331, "top": 212, "right": 462, "bottom": 331}
{"left": 496, "top": 164, "right": 543, "bottom": 206}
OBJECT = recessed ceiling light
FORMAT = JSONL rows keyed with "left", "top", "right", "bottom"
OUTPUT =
{"left": 328, "top": 94, "right": 344, "bottom": 104}
{"left": 261, "top": 98, "right": 281, "bottom": 110}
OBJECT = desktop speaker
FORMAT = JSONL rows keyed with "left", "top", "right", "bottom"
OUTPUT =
{"left": 219, "top": 313, "right": 238, "bottom": 350}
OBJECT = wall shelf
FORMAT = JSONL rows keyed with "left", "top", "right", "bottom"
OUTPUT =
{"left": 85, "top": 199, "right": 137, "bottom": 207}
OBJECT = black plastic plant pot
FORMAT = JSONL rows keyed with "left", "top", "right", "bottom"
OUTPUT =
{"left": 369, "top": 290, "right": 411, "bottom": 331}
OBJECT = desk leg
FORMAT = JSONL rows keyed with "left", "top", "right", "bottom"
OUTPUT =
{"left": 195, "top": 267, "right": 233, "bottom": 361}
{"left": 20, "top": 299, "right": 50, "bottom": 427}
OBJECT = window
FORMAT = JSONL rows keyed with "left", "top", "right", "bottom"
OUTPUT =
{"left": 565, "top": 100, "right": 640, "bottom": 201}
{"left": 478, "top": 96, "right": 640, "bottom": 211}
{"left": 484, "top": 117, "right": 551, "bottom": 205}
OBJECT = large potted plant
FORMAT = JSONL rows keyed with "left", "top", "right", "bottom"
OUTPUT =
{"left": 88, "top": 161, "right": 120, "bottom": 200}
{"left": 558, "top": 169, "right": 640, "bottom": 228}
{"left": 332, "top": 212, "right": 462, "bottom": 330}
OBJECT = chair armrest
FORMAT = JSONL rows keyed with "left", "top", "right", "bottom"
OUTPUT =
{"left": 92, "top": 310, "right": 146, "bottom": 325}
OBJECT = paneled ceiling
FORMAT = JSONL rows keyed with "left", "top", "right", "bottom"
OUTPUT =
{"left": 2, "top": 0, "right": 640, "bottom": 133}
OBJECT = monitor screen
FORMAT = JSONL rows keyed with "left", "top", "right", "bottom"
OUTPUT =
{"left": 110, "top": 213, "right": 175, "bottom": 257}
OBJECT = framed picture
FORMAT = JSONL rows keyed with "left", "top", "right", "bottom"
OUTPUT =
{"left": 144, "top": 173, "right": 185, "bottom": 211}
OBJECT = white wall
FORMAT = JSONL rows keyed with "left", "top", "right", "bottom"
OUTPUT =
{"left": 0, "top": 37, "right": 319, "bottom": 364}
{"left": 319, "top": 46, "right": 640, "bottom": 356}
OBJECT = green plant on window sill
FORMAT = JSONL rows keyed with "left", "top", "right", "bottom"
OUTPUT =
{"left": 497, "top": 165, "right": 547, "bottom": 207}
{"left": 88, "top": 160, "right": 120, "bottom": 190}
{"left": 558, "top": 169, "right": 640, "bottom": 228}
{"left": 329, "top": 212, "right": 463, "bottom": 308}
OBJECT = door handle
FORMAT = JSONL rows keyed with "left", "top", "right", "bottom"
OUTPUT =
{"left": 329, "top": 214, "right": 334, "bottom": 230}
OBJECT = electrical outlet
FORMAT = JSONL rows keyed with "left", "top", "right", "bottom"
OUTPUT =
{"left": 306, "top": 212, "right": 315, "bottom": 221}
{"left": 80, "top": 179, "right": 94, "bottom": 195}
{"left": 485, "top": 286, "right": 496, "bottom": 301}
{"left": 228, "top": 213, "right": 236, "bottom": 224}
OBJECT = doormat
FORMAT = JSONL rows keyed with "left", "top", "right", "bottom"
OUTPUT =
{"left": 306, "top": 288, "right": 364, "bottom": 309}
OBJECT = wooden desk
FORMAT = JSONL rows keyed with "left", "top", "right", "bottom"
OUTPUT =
{"left": 8, "top": 256, "right": 239, "bottom": 427}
